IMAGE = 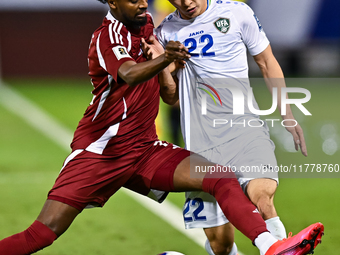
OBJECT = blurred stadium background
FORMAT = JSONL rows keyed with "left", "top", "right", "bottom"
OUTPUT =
{"left": 0, "top": 0, "right": 339, "bottom": 254}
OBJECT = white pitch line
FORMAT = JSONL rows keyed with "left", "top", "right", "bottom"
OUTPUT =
{"left": 126, "top": 190, "right": 207, "bottom": 247}
{"left": 0, "top": 83, "right": 72, "bottom": 150}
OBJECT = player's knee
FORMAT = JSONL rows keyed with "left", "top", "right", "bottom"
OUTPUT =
{"left": 209, "top": 240, "right": 234, "bottom": 255}
{"left": 246, "top": 179, "right": 277, "bottom": 202}
{"left": 205, "top": 228, "right": 235, "bottom": 255}
{"left": 256, "top": 197, "right": 276, "bottom": 217}
{"left": 246, "top": 179, "right": 278, "bottom": 218}
{"left": 205, "top": 224, "right": 235, "bottom": 255}
{"left": 249, "top": 189, "right": 277, "bottom": 219}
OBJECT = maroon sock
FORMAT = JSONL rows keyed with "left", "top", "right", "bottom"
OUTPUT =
{"left": 202, "top": 176, "right": 268, "bottom": 242}
{"left": 0, "top": 220, "right": 57, "bottom": 255}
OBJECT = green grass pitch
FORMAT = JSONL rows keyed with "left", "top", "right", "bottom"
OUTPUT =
{"left": 0, "top": 78, "right": 339, "bottom": 254}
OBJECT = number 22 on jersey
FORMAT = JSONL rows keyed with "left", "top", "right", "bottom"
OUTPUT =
{"left": 184, "top": 34, "right": 215, "bottom": 57}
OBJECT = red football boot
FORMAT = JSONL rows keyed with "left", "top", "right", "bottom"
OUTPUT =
{"left": 265, "top": 222, "right": 324, "bottom": 255}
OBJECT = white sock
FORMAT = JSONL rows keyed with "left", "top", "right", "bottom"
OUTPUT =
{"left": 254, "top": 232, "right": 278, "bottom": 255}
{"left": 205, "top": 239, "right": 215, "bottom": 255}
{"left": 265, "top": 216, "right": 287, "bottom": 240}
{"left": 228, "top": 243, "right": 238, "bottom": 255}
{"left": 205, "top": 240, "right": 238, "bottom": 255}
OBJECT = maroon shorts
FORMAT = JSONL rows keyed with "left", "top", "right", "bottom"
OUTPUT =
{"left": 48, "top": 141, "right": 190, "bottom": 211}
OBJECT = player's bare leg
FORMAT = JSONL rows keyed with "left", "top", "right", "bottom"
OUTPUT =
{"left": 36, "top": 199, "right": 80, "bottom": 237}
{"left": 204, "top": 223, "right": 235, "bottom": 255}
{"left": 246, "top": 178, "right": 287, "bottom": 240}
{"left": 172, "top": 153, "right": 206, "bottom": 191}
{"left": 246, "top": 178, "right": 278, "bottom": 220}
{"left": 0, "top": 199, "right": 80, "bottom": 254}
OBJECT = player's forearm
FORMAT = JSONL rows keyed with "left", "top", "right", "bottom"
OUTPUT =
{"left": 263, "top": 66, "right": 296, "bottom": 119}
{"left": 261, "top": 62, "right": 289, "bottom": 118}
{"left": 264, "top": 75, "right": 295, "bottom": 120}
{"left": 255, "top": 47, "right": 295, "bottom": 119}
{"left": 118, "top": 55, "right": 171, "bottom": 87}
{"left": 159, "top": 68, "right": 179, "bottom": 105}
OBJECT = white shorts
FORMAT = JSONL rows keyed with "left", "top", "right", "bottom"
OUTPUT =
{"left": 184, "top": 129, "right": 278, "bottom": 229}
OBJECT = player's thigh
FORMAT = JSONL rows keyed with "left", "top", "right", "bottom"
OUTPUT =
{"left": 172, "top": 152, "right": 236, "bottom": 191}
{"left": 245, "top": 178, "right": 278, "bottom": 202}
{"left": 129, "top": 141, "right": 192, "bottom": 193}
{"left": 133, "top": 141, "right": 227, "bottom": 192}
{"left": 172, "top": 153, "right": 209, "bottom": 191}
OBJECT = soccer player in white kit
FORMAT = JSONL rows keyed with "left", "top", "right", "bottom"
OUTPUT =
{"left": 153, "top": 0, "right": 308, "bottom": 254}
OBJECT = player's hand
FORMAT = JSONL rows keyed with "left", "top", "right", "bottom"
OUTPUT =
{"left": 168, "top": 59, "right": 187, "bottom": 75}
{"left": 174, "top": 59, "right": 186, "bottom": 69}
{"left": 141, "top": 35, "right": 164, "bottom": 60}
{"left": 284, "top": 120, "right": 308, "bottom": 157}
{"left": 164, "top": 40, "right": 190, "bottom": 64}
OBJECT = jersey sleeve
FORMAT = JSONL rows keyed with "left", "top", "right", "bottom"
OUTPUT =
{"left": 155, "top": 23, "right": 167, "bottom": 48}
{"left": 97, "top": 26, "right": 135, "bottom": 82}
{"left": 236, "top": 4, "right": 270, "bottom": 56}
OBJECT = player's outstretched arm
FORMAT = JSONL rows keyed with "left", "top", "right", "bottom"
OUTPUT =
{"left": 253, "top": 45, "right": 308, "bottom": 156}
{"left": 118, "top": 40, "right": 189, "bottom": 87}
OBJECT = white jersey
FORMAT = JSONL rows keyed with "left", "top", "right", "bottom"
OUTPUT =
{"left": 156, "top": 1, "right": 271, "bottom": 153}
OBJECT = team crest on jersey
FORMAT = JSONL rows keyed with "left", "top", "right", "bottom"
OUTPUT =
{"left": 214, "top": 18, "right": 230, "bottom": 34}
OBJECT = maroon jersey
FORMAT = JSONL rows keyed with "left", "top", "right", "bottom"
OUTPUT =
{"left": 71, "top": 11, "right": 159, "bottom": 156}
{"left": 48, "top": 11, "right": 190, "bottom": 209}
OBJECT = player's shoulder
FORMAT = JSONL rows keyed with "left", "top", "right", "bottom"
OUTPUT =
{"left": 210, "top": 0, "right": 257, "bottom": 28}
{"left": 143, "top": 13, "right": 156, "bottom": 38}
{"left": 146, "top": 12, "right": 154, "bottom": 25}
{"left": 100, "top": 12, "right": 126, "bottom": 33}
{"left": 212, "top": 1, "right": 253, "bottom": 14}
{"left": 223, "top": 0, "right": 251, "bottom": 9}
{"left": 143, "top": 12, "right": 155, "bottom": 31}
{"left": 156, "top": 11, "right": 180, "bottom": 30}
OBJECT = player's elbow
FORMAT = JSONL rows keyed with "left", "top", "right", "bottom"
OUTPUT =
{"left": 125, "top": 78, "right": 140, "bottom": 87}
{"left": 120, "top": 72, "right": 142, "bottom": 87}
{"left": 160, "top": 88, "right": 178, "bottom": 105}
{"left": 257, "top": 63, "right": 270, "bottom": 77}
{"left": 162, "top": 96, "right": 178, "bottom": 105}
{"left": 118, "top": 61, "right": 141, "bottom": 87}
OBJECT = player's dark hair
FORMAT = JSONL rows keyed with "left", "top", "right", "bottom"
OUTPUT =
{"left": 97, "top": 0, "right": 107, "bottom": 4}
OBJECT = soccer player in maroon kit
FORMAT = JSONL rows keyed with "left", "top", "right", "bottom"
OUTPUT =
{"left": 0, "top": 0, "right": 323, "bottom": 254}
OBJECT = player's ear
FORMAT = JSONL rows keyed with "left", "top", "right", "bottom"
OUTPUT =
{"left": 108, "top": 0, "right": 117, "bottom": 9}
